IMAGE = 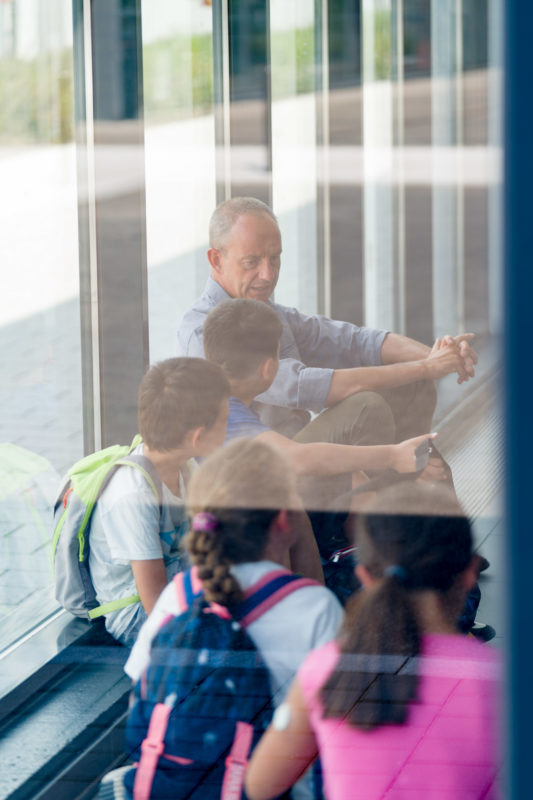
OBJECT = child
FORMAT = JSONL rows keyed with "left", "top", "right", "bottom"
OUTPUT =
{"left": 112, "top": 438, "right": 343, "bottom": 800}
{"left": 125, "top": 437, "right": 342, "bottom": 690}
{"left": 88, "top": 357, "right": 230, "bottom": 647}
{"left": 203, "top": 298, "right": 443, "bottom": 511}
{"left": 245, "top": 483, "right": 502, "bottom": 800}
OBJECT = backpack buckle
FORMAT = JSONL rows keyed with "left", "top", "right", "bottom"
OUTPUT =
{"left": 141, "top": 737, "right": 165, "bottom": 758}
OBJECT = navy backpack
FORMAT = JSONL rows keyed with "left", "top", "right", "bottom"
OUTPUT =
{"left": 124, "top": 568, "right": 318, "bottom": 800}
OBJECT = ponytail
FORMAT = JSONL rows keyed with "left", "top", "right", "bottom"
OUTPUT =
{"left": 321, "top": 483, "right": 473, "bottom": 730}
{"left": 321, "top": 572, "right": 420, "bottom": 729}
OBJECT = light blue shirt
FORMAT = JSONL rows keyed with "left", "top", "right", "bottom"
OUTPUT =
{"left": 177, "top": 277, "right": 388, "bottom": 436}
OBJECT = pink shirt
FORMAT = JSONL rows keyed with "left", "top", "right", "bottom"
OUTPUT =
{"left": 299, "top": 634, "right": 502, "bottom": 800}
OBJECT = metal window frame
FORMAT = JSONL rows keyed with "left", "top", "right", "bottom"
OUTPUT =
{"left": 74, "top": 0, "right": 149, "bottom": 453}
{"left": 504, "top": 2, "right": 533, "bottom": 799}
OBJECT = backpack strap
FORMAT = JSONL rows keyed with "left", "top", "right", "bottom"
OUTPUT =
{"left": 115, "top": 454, "right": 162, "bottom": 506}
{"left": 173, "top": 566, "right": 203, "bottom": 612}
{"left": 221, "top": 721, "right": 254, "bottom": 800}
{"left": 86, "top": 454, "right": 162, "bottom": 621}
{"left": 133, "top": 700, "right": 193, "bottom": 800}
{"left": 231, "top": 570, "right": 320, "bottom": 629}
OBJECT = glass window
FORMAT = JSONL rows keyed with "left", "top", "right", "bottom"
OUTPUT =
{"left": 141, "top": 0, "right": 216, "bottom": 362}
{"left": 0, "top": 0, "right": 81, "bottom": 645}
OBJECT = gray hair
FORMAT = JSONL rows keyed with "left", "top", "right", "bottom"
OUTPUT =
{"left": 209, "top": 197, "right": 279, "bottom": 249}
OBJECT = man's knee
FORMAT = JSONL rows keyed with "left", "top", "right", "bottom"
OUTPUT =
{"left": 295, "top": 391, "right": 396, "bottom": 447}
{"left": 338, "top": 392, "right": 396, "bottom": 446}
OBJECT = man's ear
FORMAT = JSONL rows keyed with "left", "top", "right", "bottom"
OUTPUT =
{"left": 207, "top": 247, "right": 223, "bottom": 273}
{"left": 355, "top": 563, "right": 377, "bottom": 588}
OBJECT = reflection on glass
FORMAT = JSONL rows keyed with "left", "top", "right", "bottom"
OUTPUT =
{"left": 0, "top": 0, "right": 81, "bottom": 631}
{"left": 270, "top": 0, "right": 319, "bottom": 314}
{"left": 141, "top": 0, "right": 216, "bottom": 362}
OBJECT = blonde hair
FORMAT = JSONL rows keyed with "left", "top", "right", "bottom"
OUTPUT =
{"left": 185, "top": 438, "right": 294, "bottom": 605}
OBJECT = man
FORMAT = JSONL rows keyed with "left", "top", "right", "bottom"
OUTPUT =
{"left": 178, "top": 196, "right": 477, "bottom": 454}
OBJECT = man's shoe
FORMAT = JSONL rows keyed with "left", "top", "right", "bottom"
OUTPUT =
{"left": 469, "top": 622, "right": 496, "bottom": 642}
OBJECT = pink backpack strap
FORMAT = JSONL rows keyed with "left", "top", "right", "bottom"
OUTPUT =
{"left": 242, "top": 568, "right": 292, "bottom": 598}
{"left": 221, "top": 721, "right": 254, "bottom": 800}
{"left": 173, "top": 566, "right": 203, "bottom": 612}
{"left": 189, "top": 564, "right": 202, "bottom": 594}
{"left": 133, "top": 703, "right": 171, "bottom": 800}
{"left": 239, "top": 577, "right": 319, "bottom": 628}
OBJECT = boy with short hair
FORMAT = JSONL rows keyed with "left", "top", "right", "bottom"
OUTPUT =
{"left": 88, "top": 357, "right": 230, "bottom": 646}
{"left": 203, "top": 299, "right": 436, "bottom": 508}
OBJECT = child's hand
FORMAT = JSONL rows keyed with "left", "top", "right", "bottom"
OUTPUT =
{"left": 391, "top": 432, "right": 438, "bottom": 474}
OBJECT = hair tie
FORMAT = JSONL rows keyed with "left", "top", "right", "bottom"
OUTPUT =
{"left": 384, "top": 564, "right": 408, "bottom": 584}
{"left": 191, "top": 511, "right": 218, "bottom": 533}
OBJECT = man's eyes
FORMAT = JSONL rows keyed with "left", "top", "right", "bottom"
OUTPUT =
{"left": 241, "top": 257, "right": 280, "bottom": 270}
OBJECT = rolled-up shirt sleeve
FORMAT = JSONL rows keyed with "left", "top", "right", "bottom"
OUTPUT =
{"left": 256, "top": 358, "right": 333, "bottom": 412}
{"left": 254, "top": 304, "right": 388, "bottom": 412}
{"left": 281, "top": 305, "right": 388, "bottom": 369}
{"left": 176, "top": 280, "right": 389, "bottom": 415}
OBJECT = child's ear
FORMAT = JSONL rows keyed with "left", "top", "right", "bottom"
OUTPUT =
{"left": 355, "top": 563, "right": 376, "bottom": 588}
{"left": 459, "top": 556, "right": 481, "bottom": 593}
{"left": 260, "top": 357, "right": 274, "bottom": 381}
{"left": 188, "top": 425, "right": 206, "bottom": 452}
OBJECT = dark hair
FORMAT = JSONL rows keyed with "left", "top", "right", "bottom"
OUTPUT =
{"left": 204, "top": 298, "right": 283, "bottom": 380}
{"left": 185, "top": 438, "right": 294, "bottom": 606}
{"left": 138, "top": 357, "right": 229, "bottom": 451}
{"left": 320, "top": 483, "right": 473, "bottom": 730}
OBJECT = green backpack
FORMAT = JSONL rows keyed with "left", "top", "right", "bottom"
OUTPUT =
{"left": 51, "top": 435, "right": 161, "bottom": 621}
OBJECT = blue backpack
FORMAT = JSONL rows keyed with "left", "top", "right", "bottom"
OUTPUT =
{"left": 124, "top": 568, "right": 318, "bottom": 800}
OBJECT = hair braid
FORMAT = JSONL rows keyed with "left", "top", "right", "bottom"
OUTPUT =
{"left": 184, "top": 438, "right": 294, "bottom": 609}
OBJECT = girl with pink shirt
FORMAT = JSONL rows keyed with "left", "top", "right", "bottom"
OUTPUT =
{"left": 245, "top": 484, "right": 502, "bottom": 800}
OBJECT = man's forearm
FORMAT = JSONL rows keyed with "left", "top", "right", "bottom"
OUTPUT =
{"left": 326, "top": 333, "right": 471, "bottom": 406}
{"left": 326, "top": 359, "right": 429, "bottom": 406}
{"left": 380, "top": 332, "right": 431, "bottom": 364}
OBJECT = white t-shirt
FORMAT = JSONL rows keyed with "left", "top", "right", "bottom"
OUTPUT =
{"left": 89, "top": 445, "right": 189, "bottom": 644}
{"left": 125, "top": 559, "right": 344, "bottom": 703}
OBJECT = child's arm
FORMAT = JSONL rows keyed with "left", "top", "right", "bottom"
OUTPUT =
{"left": 287, "top": 493, "right": 324, "bottom": 584}
{"left": 245, "top": 678, "right": 318, "bottom": 800}
{"left": 258, "top": 429, "right": 437, "bottom": 478}
{"left": 131, "top": 559, "right": 168, "bottom": 616}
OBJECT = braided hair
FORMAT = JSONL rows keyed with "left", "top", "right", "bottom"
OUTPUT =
{"left": 184, "top": 438, "right": 294, "bottom": 606}
{"left": 321, "top": 483, "right": 473, "bottom": 730}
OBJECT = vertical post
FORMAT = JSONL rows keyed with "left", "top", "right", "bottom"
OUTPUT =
{"left": 212, "top": 0, "right": 232, "bottom": 204}
{"left": 362, "top": 0, "right": 404, "bottom": 331}
{"left": 430, "top": 0, "right": 464, "bottom": 337}
{"left": 391, "top": 0, "right": 406, "bottom": 334}
{"left": 73, "top": 0, "right": 148, "bottom": 451}
{"left": 505, "top": 2, "right": 533, "bottom": 798}
{"left": 488, "top": 0, "right": 503, "bottom": 336}
{"left": 315, "top": 0, "right": 332, "bottom": 318}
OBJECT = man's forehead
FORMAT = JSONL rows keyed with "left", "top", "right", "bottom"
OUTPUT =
{"left": 227, "top": 212, "right": 281, "bottom": 244}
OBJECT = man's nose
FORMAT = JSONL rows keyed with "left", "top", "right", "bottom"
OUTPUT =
{"left": 257, "top": 259, "right": 274, "bottom": 282}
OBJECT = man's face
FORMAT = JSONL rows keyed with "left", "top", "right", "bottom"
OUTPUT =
{"left": 209, "top": 212, "right": 282, "bottom": 301}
